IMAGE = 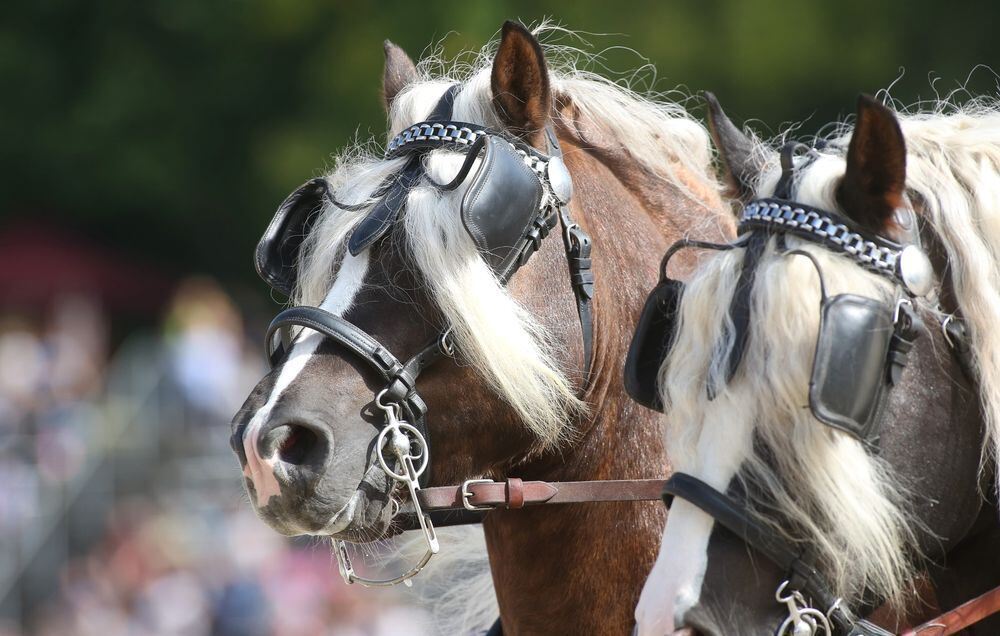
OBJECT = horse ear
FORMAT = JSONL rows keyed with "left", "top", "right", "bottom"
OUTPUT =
{"left": 383, "top": 40, "right": 417, "bottom": 111}
{"left": 704, "top": 91, "right": 762, "bottom": 201}
{"left": 491, "top": 21, "right": 552, "bottom": 137}
{"left": 836, "top": 94, "right": 906, "bottom": 233}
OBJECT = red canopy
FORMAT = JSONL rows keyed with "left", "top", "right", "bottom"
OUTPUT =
{"left": 0, "top": 221, "right": 174, "bottom": 315}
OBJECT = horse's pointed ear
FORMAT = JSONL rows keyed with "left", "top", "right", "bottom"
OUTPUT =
{"left": 836, "top": 94, "right": 907, "bottom": 233}
{"left": 491, "top": 21, "right": 551, "bottom": 138}
{"left": 383, "top": 40, "right": 417, "bottom": 111}
{"left": 704, "top": 91, "right": 761, "bottom": 201}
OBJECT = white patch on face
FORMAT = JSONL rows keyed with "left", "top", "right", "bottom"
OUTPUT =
{"left": 241, "top": 251, "right": 369, "bottom": 508}
{"left": 635, "top": 401, "right": 752, "bottom": 635}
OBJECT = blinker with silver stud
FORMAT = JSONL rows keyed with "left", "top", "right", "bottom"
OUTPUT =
{"left": 897, "top": 244, "right": 934, "bottom": 297}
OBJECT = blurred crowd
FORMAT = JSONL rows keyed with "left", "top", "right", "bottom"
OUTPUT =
{"left": 0, "top": 293, "right": 106, "bottom": 552}
{"left": 0, "top": 278, "right": 431, "bottom": 636}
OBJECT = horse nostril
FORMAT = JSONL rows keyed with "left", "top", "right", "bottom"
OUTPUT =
{"left": 278, "top": 424, "right": 319, "bottom": 465}
{"left": 259, "top": 422, "right": 330, "bottom": 469}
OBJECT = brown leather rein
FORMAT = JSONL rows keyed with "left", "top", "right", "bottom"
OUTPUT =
{"left": 417, "top": 477, "right": 668, "bottom": 511}
{"left": 900, "top": 585, "right": 1000, "bottom": 635}
{"left": 404, "top": 477, "right": 1000, "bottom": 635}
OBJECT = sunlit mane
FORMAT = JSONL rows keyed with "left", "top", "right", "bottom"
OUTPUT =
{"left": 662, "top": 97, "right": 1000, "bottom": 610}
{"left": 294, "top": 26, "right": 717, "bottom": 446}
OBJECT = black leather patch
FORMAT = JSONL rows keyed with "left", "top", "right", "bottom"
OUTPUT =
{"left": 460, "top": 137, "right": 543, "bottom": 276}
{"left": 810, "top": 294, "right": 893, "bottom": 443}
{"left": 347, "top": 156, "right": 423, "bottom": 256}
{"left": 255, "top": 178, "right": 329, "bottom": 297}
{"left": 624, "top": 277, "right": 684, "bottom": 412}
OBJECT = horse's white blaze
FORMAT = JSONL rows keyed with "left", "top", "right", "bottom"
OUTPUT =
{"left": 635, "top": 500, "right": 713, "bottom": 636}
{"left": 241, "top": 251, "right": 369, "bottom": 507}
{"left": 636, "top": 390, "right": 752, "bottom": 634}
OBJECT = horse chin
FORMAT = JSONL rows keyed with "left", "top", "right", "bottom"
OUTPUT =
{"left": 250, "top": 463, "right": 398, "bottom": 540}
{"left": 320, "top": 486, "right": 398, "bottom": 542}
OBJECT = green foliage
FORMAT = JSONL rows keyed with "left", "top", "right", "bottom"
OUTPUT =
{"left": 3, "top": 0, "right": 998, "bottom": 285}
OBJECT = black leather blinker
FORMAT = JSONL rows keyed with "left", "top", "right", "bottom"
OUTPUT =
{"left": 255, "top": 178, "right": 330, "bottom": 297}
{"left": 624, "top": 277, "right": 684, "bottom": 412}
{"left": 624, "top": 237, "right": 746, "bottom": 413}
{"left": 461, "top": 136, "right": 544, "bottom": 277}
{"left": 347, "top": 156, "right": 423, "bottom": 256}
{"left": 809, "top": 294, "right": 894, "bottom": 444}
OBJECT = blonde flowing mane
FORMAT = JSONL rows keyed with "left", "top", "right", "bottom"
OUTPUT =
{"left": 292, "top": 26, "right": 717, "bottom": 447}
{"left": 661, "top": 96, "right": 1000, "bottom": 611}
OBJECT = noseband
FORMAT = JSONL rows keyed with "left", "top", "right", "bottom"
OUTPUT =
{"left": 256, "top": 86, "right": 595, "bottom": 586}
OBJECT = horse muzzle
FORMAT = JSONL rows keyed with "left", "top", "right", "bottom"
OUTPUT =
{"left": 234, "top": 413, "right": 397, "bottom": 539}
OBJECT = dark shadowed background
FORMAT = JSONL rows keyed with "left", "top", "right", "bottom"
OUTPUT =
{"left": 1, "top": 1, "right": 997, "bottom": 634}
{"left": 5, "top": 0, "right": 998, "bottom": 298}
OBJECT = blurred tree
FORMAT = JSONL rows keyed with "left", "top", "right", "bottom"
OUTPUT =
{"left": 2, "top": 0, "right": 997, "bottom": 290}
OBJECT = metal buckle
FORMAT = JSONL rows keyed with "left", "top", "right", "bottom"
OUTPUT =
{"left": 941, "top": 313, "right": 958, "bottom": 348}
{"left": 333, "top": 390, "right": 438, "bottom": 588}
{"left": 893, "top": 298, "right": 913, "bottom": 326}
{"left": 439, "top": 328, "right": 455, "bottom": 357}
{"left": 461, "top": 479, "right": 496, "bottom": 511}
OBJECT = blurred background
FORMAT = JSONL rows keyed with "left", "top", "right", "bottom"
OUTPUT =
{"left": 1, "top": 1, "right": 997, "bottom": 634}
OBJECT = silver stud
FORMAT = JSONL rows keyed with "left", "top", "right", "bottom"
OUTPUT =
{"left": 898, "top": 244, "right": 934, "bottom": 297}
{"left": 546, "top": 156, "right": 573, "bottom": 205}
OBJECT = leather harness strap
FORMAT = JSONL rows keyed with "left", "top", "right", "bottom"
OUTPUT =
{"left": 418, "top": 478, "right": 668, "bottom": 511}
{"left": 901, "top": 585, "right": 1000, "bottom": 636}
{"left": 664, "top": 472, "right": 911, "bottom": 636}
{"left": 392, "top": 478, "right": 667, "bottom": 533}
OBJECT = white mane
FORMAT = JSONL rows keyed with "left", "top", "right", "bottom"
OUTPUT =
{"left": 661, "top": 97, "right": 1000, "bottom": 611}
{"left": 294, "top": 26, "right": 716, "bottom": 446}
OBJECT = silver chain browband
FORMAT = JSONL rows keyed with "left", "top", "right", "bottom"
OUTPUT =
{"left": 386, "top": 120, "right": 551, "bottom": 177}
{"left": 739, "top": 198, "right": 936, "bottom": 298}
{"left": 742, "top": 199, "right": 899, "bottom": 272}
{"left": 386, "top": 121, "right": 483, "bottom": 152}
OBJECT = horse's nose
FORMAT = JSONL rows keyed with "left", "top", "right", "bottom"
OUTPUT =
{"left": 240, "top": 416, "right": 333, "bottom": 507}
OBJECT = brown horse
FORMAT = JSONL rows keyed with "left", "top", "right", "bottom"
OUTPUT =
{"left": 231, "top": 22, "right": 730, "bottom": 635}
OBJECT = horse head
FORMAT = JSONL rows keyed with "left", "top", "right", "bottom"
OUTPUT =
{"left": 232, "top": 22, "right": 730, "bottom": 634}
{"left": 634, "top": 94, "right": 1000, "bottom": 635}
